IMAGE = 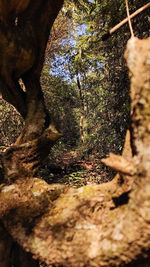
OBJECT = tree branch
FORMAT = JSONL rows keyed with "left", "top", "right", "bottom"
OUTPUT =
{"left": 102, "top": 2, "right": 150, "bottom": 40}
{"left": 101, "top": 152, "right": 134, "bottom": 175}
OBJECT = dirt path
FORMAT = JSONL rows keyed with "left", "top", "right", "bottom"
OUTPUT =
{"left": 61, "top": 151, "right": 76, "bottom": 165}
{"left": 38, "top": 150, "right": 114, "bottom": 187}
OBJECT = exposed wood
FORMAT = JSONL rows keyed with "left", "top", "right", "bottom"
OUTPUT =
{"left": 101, "top": 152, "right": 134, "bottom": 176}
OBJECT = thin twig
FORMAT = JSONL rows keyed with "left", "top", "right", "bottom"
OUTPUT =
{"left": 102, "top": 2, "right": 150, "bottom": 40}
{"left": 110, "top": 2, "right": 150, "bottom": 35}
{"left": 125, "top": 0, "right": 134, "bottom": 37}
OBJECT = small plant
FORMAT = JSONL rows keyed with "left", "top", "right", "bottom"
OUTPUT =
{"left": 68, "top": 171, "right": 86, "bottom": 187}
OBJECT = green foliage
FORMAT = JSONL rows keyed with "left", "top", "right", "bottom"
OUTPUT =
{"left": 54, "top": 0, "right": 149, "bottom": 159}
{"left": 41, "top": 63, "right": 80, "bottom": 146}
{"left": 68, "top": 171, "right": 86, "bottom": 187}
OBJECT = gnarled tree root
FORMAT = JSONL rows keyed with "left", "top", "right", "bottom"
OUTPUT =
{"left": 2, "top": 125, "right": 62, "bottom": 181}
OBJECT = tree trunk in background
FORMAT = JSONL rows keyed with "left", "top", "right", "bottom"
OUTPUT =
{"left": 76, "top": 72, "right": 86, "bottom": 145}
{"left": 0, "top": 37, "right": 149, "bottom": 266}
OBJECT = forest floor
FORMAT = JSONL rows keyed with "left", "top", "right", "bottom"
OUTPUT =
{"left": 38, "top": 149, "right": 115, "bottom": 187}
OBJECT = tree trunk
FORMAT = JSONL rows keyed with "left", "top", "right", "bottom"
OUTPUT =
{"left": 0, "top": 0, "right": 63, "bottom": 181}
{"left": 0, "top": 37, "right": 150, "bottom": 266}
{"left": 0, "top": 222, "right": 39, "bottom": 267}
{"left": 76, "top": 72, "right": 86, "bottom": 145}
{"left": 0, "top": 1, "right": 63, "bottom": 265}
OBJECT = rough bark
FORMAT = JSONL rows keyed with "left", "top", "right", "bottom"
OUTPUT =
{"left": 0, "top": 37, "right": 150, "bottom": 266}
{"left": 0, "top": 222, "right": 39, "bottom": 267}
{"left": 2, "top": 125, "right": 62, "bottom": 181}
{"left": 0, "top": 1, "right": 63, "bottom": 265}
{"left": 0, "top": 0, "right": 64, "bottom": 180}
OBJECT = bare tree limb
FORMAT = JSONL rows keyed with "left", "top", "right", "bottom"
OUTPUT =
{"left": 101, "top": 152, "right": 134, "bottom": 176}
